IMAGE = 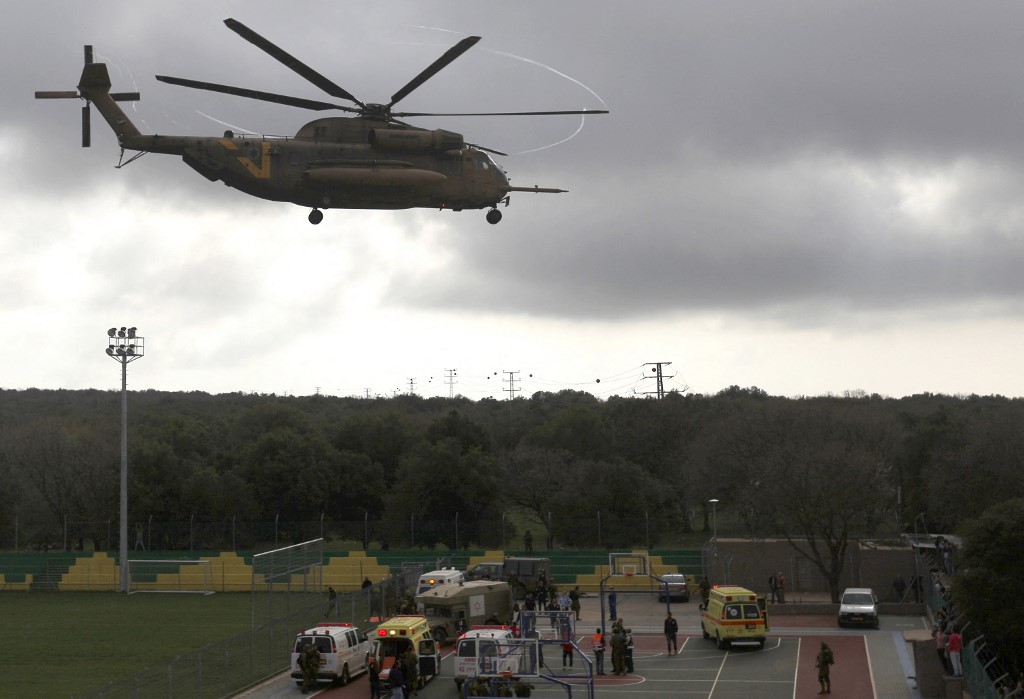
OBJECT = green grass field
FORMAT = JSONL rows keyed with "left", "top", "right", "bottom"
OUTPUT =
{"left": 1, "top": 592, "right": 254, "bottom": 697}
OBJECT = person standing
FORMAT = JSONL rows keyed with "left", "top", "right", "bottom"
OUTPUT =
{"left": 948, "top": 627, "right": 963, "bottom": 677}
{"left": 815, "top": 642, "right": 834, "bottom": 694}
{"left": 624, "top": 628, "right": 635, "bottom": 673}
{"left": 608, "top": 586, "right": 618, "bottom": 621}
{"left": 769, "top": 573, "right": 779, "bottom": 604}
{"left": 934, "top": 624, "right": 951, "bottom": 675}
{"left": 299, "top": 642, "right": 321, "bottom": 695}
{"left": 325, "top": 586, "right": 338, "bottom": 618}
{"left": 893, "top": 573, "right": 907, "bottom": 602}
{"left": 402, "top": 647, "right": 419, "bottom": 696}
{"left": 561, "top": 641, "right": 574, "bottom": 668}
{"left": 664, "top": 612, "right": 679, "bottom": 655}
{"left": 776, "top": 572, "right": 786, "bottom": 603}
{"left": 524, "top": 529, "right": 534, "bottom": 553}
{"left": 367, "top": 656, "right": 382, "bottom": 699}
{"left": 610, "top": 628, "right": 626, "bottom": 675}
{"left": 699, "top": 576, "right": 711, "bottom": 607}
{"left": 570, "top": 586, "right": 582, "bottom": 620}
{"left": 591, "top": 628, "right": 606, "bottom": 675}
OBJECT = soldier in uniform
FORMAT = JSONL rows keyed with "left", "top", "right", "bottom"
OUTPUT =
{"left": 402, "top": 647, "right": 419, "bottom": 696}
{"left": 299, "top": 641, "right": 321, "bottom": 694}
{"left": 624, "top": 628, "right": 635, "bottom": 673}
{"left": 610, "top": 628, "right": 626, "bottom": 675}
{"left": 816, "top": 641, "right": 834, "bottom": 694}
{"left": 569, "top": 586, "right": 582, "bottom": 620}
{"left": 699, "top": 576, "right": 711, "bottom": 606}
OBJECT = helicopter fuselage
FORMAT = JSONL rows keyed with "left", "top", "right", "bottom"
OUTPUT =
{"left": 128, "top": 117, "right": 510, "bottom": 212}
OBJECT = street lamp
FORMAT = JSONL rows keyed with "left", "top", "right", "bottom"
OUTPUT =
{"left": 106, "top": 326, "right": 144, "bottom": 593}
{"left": 709, "top": 499, "right": 719, "bottom": 542}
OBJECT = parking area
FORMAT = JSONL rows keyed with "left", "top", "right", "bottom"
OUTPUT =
{"left": 241, "top": 592, "right": 924, "bottom": 698}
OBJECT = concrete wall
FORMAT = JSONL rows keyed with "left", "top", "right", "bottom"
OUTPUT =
{"left": 707, "top": 538, "right": 919, "bottom": 600}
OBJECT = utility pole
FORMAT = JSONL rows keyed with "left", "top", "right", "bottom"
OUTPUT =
{"left": 444, "top": 368, "right": 458, "bottom": 399}
{"left": 643, "top": 361, "right": 672, "bottom": 399}
{"left": 503, "top": 370, "right": 521, "bottom": 400}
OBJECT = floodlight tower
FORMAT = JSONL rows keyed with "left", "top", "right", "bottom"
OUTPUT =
{"left": 106, "top": 326, "right": 144, "bottom": 593}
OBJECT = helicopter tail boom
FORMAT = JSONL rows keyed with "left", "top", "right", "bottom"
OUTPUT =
{"left": 77, "top": 62, "right": 144, "bottom": 146}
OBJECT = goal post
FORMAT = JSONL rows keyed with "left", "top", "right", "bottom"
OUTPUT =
{"left": 127, "top": 559, "right": 215, "bottom": 595}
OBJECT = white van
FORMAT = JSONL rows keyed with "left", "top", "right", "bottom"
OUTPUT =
{"left": 453, "top": 625, "right": 525, "bottom": 692}
{"left": 416, "top": 568, "right": 465, "bottom": 596}
{"left": 290, "top": 622, "right": 372, "bottom": 687}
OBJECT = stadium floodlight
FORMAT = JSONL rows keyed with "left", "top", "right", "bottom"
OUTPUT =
{"left": 106, "top": 326, "right": 146, "bottom": 593}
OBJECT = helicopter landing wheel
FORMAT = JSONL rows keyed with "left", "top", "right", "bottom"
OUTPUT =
{"left": 308, "top": 209, "right": 324, "bottom": 225}
{"left": 486, "top": 208, "right": 502, "bottom": 224}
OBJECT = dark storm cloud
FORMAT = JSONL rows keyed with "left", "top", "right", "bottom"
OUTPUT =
{"left": 8, "top": 1, "right": 1024, "bottom": 396}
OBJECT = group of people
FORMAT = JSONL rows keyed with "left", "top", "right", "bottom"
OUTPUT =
{"left": 368, "top": 646, "right": 420, "bottom": 699}
{"left": 520, "top": 580, "right": 582, "bottom": 622}
{"left": 933, "top": 622, "right": 964, "bottom": 677}
{"left": 590, "top": 617, "right": 635, "bottom": 676}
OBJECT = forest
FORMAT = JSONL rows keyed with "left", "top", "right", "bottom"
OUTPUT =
{"left": 1, "top": 386, "right": 1023, "bottom": 557}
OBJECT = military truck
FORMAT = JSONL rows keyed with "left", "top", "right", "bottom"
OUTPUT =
{"left": 415, "top": 580, "right": 514, "bottom": 645}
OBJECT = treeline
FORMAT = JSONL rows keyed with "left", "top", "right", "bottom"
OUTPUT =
{"left": 1, "top": 386, "right": 1023, "bottom": 553}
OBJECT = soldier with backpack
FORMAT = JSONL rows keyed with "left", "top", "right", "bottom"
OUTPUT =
{"left": 816, "top": 642, "right": 834, "bottom": 694}
{"left": 298, "top": 642, "right": 321, "bottom": 694}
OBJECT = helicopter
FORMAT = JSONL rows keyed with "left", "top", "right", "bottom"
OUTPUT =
{"left": 36, "top": 18, "right": 607, "bottom": 225}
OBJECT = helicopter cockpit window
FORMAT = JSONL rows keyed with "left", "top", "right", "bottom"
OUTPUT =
{"left": 474, "top": 152, "right": 490, "bottom": 170}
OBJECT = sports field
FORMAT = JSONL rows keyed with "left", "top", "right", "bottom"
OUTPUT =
{"left": 1, "top": 591, "right": 253, "bottom": 697}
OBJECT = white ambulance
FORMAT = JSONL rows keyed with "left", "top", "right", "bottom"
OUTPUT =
{"left": 453, "top": 625, "right": 527, "bottom": 692}
{"left": 290, "top": 622, "right": 372, "bottom": 687}
{"left": 415, "top": 567, "right": 465, "bottom": 596}
{"left": 415, "top": 567, "right": 465, "bottom": 611}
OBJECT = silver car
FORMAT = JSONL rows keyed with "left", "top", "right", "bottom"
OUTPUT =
{"left": 658, "top": 573, "right": 690, "bottom": 602}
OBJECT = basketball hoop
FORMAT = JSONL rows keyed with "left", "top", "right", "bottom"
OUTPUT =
{"left": 625, "top": 572, "right": 634, "bottom": 577}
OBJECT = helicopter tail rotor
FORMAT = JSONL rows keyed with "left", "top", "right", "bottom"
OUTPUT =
{"left": 35, "top": 45, "right": 140, "bottom": 147}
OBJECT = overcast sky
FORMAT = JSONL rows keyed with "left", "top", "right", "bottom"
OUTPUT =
{"left": 5, "top": 1, "right": 1024, "bottom": 399}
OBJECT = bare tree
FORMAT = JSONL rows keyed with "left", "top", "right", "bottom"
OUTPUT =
{"left": 732, "top": 401, "right": 897, "bottom": 601}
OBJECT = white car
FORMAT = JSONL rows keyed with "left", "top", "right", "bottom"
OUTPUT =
{"left": 838, "top": 588, "right": 879, "bottom": 629}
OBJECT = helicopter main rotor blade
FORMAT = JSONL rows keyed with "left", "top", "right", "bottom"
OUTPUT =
{"left": 155, "top": 75, "right": 361, "bottom": 113}
{"left": 223, "top": 18, "right": 365, "bottom": 108}
{"left": 392, "top": 108, "right": 610, "bottom": 117}
{"left": 388, "top": 36, "right": 481, "bottom": 108}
